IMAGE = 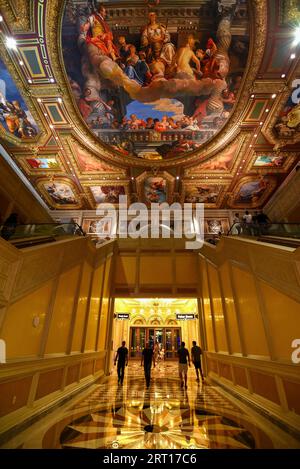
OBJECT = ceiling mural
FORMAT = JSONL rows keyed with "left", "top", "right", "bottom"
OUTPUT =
{"left": 0, "top": 56, "right": 39, "bottom": 138}
{"left": 273, "top": 86, "right": 300, "bottom": 144}
{"left": 0, "top": 0, "right": 299, "bottom": 214}
{"left": 62, "top": 0, "right": 249, "bottom": 161}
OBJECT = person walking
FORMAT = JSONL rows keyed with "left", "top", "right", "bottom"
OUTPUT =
{"left": 177, "top": 341, "right": 191, "bottom": 389}
{"left": 0, "top": 213, "right": 18, "bottom": 240}
{"left": 191, "top": 340, "right": 204, "bottom": 382}
{"left": 114, "top": 340, "right": 128, "bottom": 385}
{"left": 141, "top": 342, "right": 155, "bottom": 388}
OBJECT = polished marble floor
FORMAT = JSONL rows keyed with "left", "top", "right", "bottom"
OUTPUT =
{"left": 2, "top": 361, "right": 300, "bottom": 449}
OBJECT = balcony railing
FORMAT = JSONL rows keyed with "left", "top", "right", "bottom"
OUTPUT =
{"left": 92, "top": 128, "right": 215, "bottom": 144}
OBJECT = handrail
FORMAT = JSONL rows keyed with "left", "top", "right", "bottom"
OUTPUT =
{"left": 227, "top": 222, "right": 300, "bottom": 238}
{"left": 0, "top": 222, "right": 85, "bottom": 241}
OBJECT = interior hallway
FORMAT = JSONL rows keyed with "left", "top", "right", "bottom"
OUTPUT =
{"left": 2, "top": 361, "right": 299, "bottom": 450}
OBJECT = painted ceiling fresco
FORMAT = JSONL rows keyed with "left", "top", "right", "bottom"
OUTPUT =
{"left": 0, "top": 0, "right": 299, "bottom": 214}
{"left": 62, "top": 0, "right": 249, "bottom": 160}
{"left": 0, "top": 57, "right": 39, "bottom": 138}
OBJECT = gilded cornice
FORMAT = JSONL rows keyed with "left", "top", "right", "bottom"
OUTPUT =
{"left": 0, "top": 0, "right": 32, "bottom": 32}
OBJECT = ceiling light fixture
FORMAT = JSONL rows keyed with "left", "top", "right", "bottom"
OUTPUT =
{"left": 265, "top": 108, "right": 269, "bottom": 112}
{"left": 19, "top": 60, "right": 24, "bottom": 66}
{"left": 271, "top": 94, "right": 277, "bottom": 99}
{"left": 260, "top": 121, "right": 263, "bottom": 125}
{"left": 37, "top": 98, "right": 42, "bottom": 103}
{"left": 6, "top": 36, "right": 17, "bottom": 50}
{"left": 293, "top": 26, "right": 300, "bottom": 46}
{"left": 250, "top": 94, "right": 255, "bottom": 98}
{"left": 57, "top": 97, "right": 62, "bottom": 103}
{"left": 281, "top": 73, "right": 286, "bottom": 78}
{"left": 0, "top": 15, "right": 3, "bottom": 22}
{"left": 254, "top": 134, "right": 257, "bottom": 137}
{"left": 28, "top": 79, "right": 32, "bottom": 84}
{"left": 50, "top": 78, "right": 55, "bottom": 83}
{"left": 290, "top": 53, "right": 296, "bottom": 60}
{"left": 176, "top": 176, "right": 180, "bottom": 180}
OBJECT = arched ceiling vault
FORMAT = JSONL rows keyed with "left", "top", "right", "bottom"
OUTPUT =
{"left": 0, "top": 0, "right": 299, "bottom": 212}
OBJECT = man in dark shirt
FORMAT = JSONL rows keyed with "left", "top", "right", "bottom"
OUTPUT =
{"left": 114, "top": 340, "right": 128, "bottom": 385}
{"left": 141, "top": 343, "right": 155, "bottom": 388}
{"left": 191, "top": 340, "right": 204, "bottom": 382}
{"left": 177, "top": 341, "right": 191, "bottom": 389}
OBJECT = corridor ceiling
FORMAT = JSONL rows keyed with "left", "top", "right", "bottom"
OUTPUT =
{"left": 0, "top": 0, "right": 299, "bottom": 211}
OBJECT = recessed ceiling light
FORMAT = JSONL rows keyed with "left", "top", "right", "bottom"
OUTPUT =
{"left": 50, "top": 78, "right": 55, "bottom": 83}
{"left": 6, "top": 36, "right": 17, "bottom": 50}
{"left": 57, "top": 97, "right": 62, "bottom": 103}
{"left": 28, "top": 79, "right": 32, "bottom": 84}
{"left": 0, "top": 15, "right": 3, "bottom": 22}
{"left": 251, "top": 94, "right": 255, "bottom": 98}
{"left": 44, "top": 113, "right": 47, "bottom": 116}
{"left": 37, "top": 98, "right": 42, "bottom": 103}
{"left": 265, "top": 109, "right": 269, "bottom": 112}
{"left": 260, "top": 122, "right": 263, "bottom": 125}
{"left": 281, "top": 74, "right": 286, "bottom": 78}
{"left": 131, "top": 177, "right": 134, "bottom": 180}
{"left": 176, "top": 176, "right": 180, "bottom": 180}
{"left": 254, "top": 134, "right": 257, "bottom": 137}
{"left": 49, "top": 124, "right": 54, "bottom": 129}
{"left": 19, "top": 60, "right": 24, "bottom": 66}
{"left": 250, "top": 144, "right": 253, "bottom": 147}
{"left": 291, "top": 53, "right": 296, "bottom": 60}
{"left": 272, "top": 94, "right": 277, "bottom": 99}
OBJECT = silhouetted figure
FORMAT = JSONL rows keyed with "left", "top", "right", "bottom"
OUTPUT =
{"left": 141, "top": 342, "right": 155, "bottom": 388}
{"left": 177, "top": 341, "right": 191, "bottom": 389}
{"left": 0, "top": 213, "right": 18, "bottom": 240}
{"left": 114, "top": 340, "right": 128, "bottom": 385}
{"left": 191, "top": 340, "right": 204, "bottom": 382}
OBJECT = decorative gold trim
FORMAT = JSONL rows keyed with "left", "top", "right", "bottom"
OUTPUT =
{"left": 135, "top": 170, "right": 175, "bottom": 205}
{"left": 181, "top": 180, "right": 229, "bottom": 208}
{"left": 36, "top": 176, "right": 83, "bottom": 209}
{"left": 227, "top": 175, "right": 278, "bottom": 209}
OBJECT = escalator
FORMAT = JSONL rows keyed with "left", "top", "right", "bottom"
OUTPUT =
{"left": 0, "top": 222, "right": 85, "bottom": 248}
{"left": 227, "top": 222, "right": 300, "bottom": 248}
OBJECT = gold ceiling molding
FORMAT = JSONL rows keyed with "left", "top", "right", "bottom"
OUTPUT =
{"left": 184, "top": 131, "right": 249, "bottom": 176}
{"left": 281, "top": 0, "right": 300, "bottom": 24}
{"left": 0, "top": 0, "right": 32, "bottom": 32}
{"left": 44, "top": 0, "right": 268, "bottom": 169}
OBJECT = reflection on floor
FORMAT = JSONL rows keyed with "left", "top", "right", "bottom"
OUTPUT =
{"left": 2, "top": 361, "right": 300, "bottom": 449}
